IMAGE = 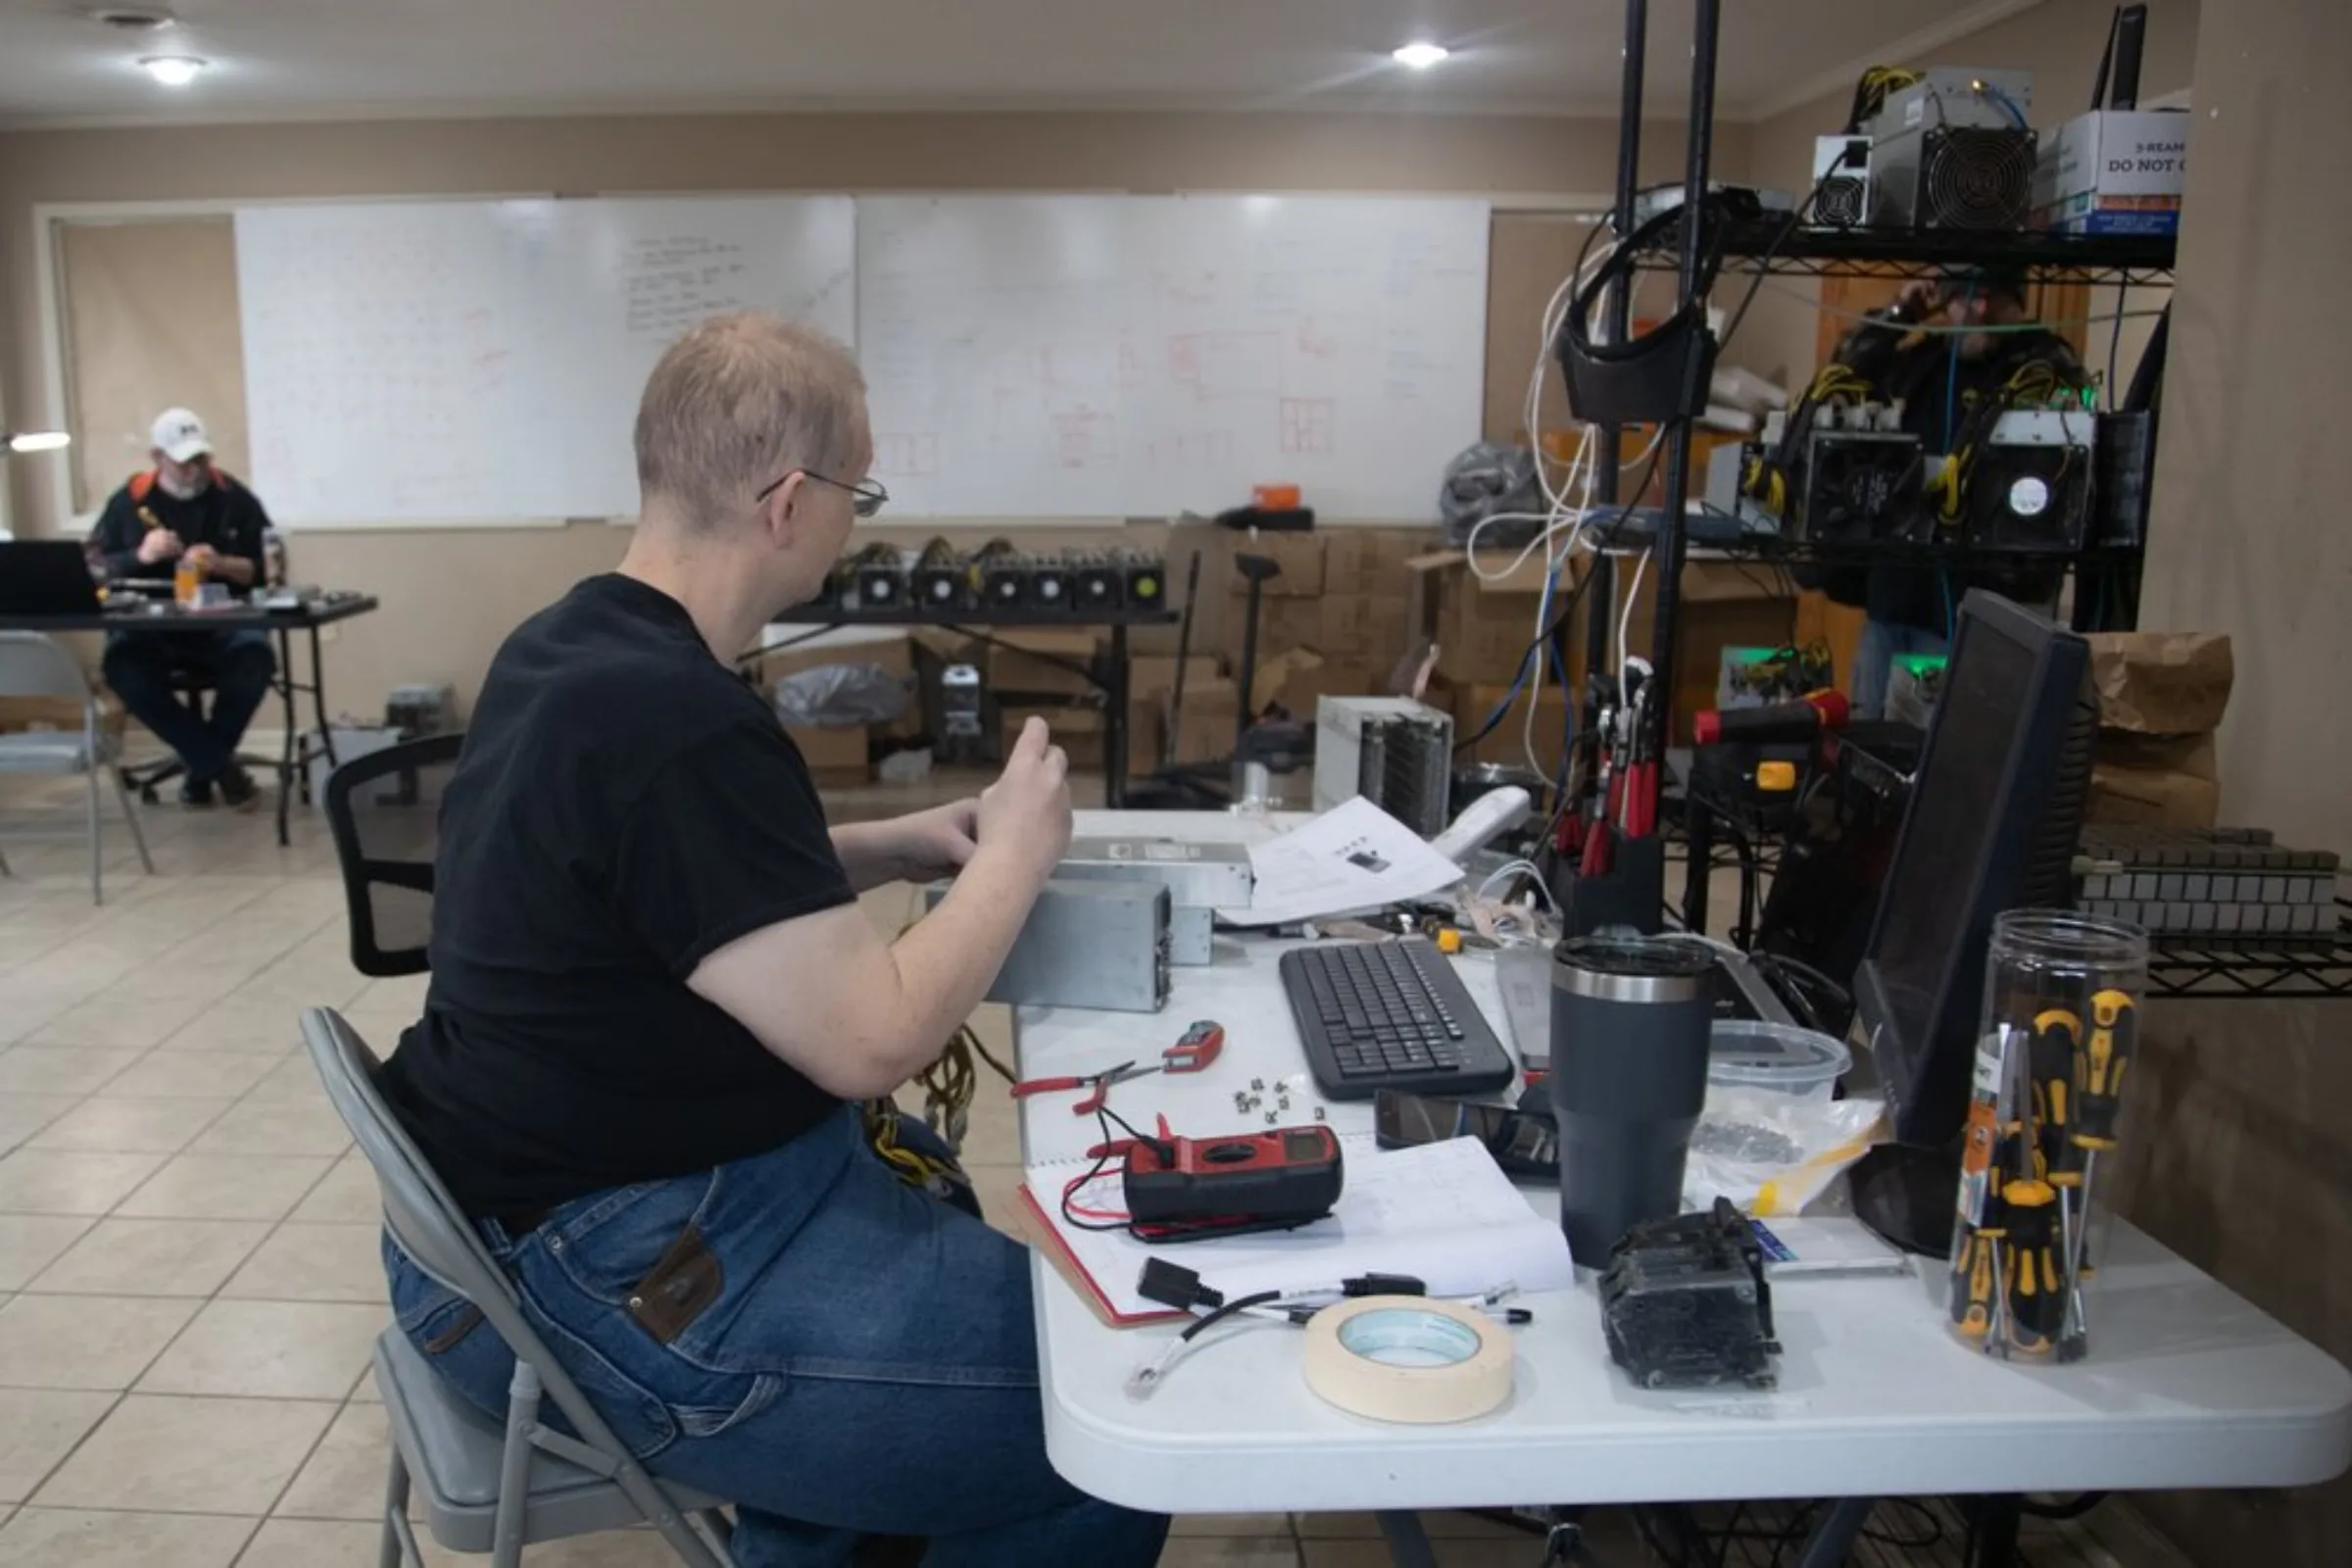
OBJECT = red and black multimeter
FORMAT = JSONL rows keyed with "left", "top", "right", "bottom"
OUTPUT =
{"left": 1119, "top": 1126, "right": 1345, "bottom": 1239}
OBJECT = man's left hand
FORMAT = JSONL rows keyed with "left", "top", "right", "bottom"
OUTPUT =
{"left": 183, "top": 543, "right": 220, "bottom": 573}
{"left": 886, "top": 799, "right": 982, "bottom": 882}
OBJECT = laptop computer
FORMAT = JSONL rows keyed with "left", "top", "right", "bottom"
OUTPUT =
{"left": 0, "top": 540, "right": 106, "bottom": 617}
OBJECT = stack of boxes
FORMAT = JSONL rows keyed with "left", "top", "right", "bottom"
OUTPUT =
{"left": 2084, "top": 631, "right": 2232, "bottom": 829}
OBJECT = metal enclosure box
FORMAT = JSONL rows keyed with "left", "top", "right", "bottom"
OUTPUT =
{"left": 1054, "top": 838, "right": 1254, "bottom": 964}
{"left": 924, "top": 878, "right": 1171, "bottom": 1013}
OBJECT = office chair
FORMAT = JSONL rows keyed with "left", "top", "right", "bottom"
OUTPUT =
{"left": 0, "top": 630, "right": 156, "bottom": 903}
{"left": 300, "top": 1006, "right": 739, "bottom": 1567}
{"left": 322, "top": 731, "right": 463, "bottom": 977}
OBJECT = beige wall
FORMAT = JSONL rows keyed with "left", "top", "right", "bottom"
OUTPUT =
{"left": 0, "top": 109, "right": 1748, "bottom": 709}
{"left": 1737, "top": 0, "right": 2202, "bottom": 389}
{"left": 2120, "top": 4, "right": 2351, "bottom": 1564}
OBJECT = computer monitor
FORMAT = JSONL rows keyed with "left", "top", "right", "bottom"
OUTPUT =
{"left": 1855, "top": 590, "right": 2096, "bottom": 1152}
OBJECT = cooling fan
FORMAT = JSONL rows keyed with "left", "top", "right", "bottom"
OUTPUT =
{"left": 1914, "top": 128, "right": 2036, "bottom": 230}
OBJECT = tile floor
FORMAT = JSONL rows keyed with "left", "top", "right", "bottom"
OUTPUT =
{"left": 0, "top": 763, "right": 2183, "bottom": 1567}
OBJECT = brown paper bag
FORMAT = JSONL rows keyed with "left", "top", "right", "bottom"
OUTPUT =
{"left": 2086, "top": 632, "right": 2233, "bottom": 735}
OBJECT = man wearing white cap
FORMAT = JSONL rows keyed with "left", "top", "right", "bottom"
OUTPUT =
{"left": 84, "top": 408, "right": 277, "bottom": 808}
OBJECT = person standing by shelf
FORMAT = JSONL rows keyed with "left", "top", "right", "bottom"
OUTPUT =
{"left": 1805, "top": 266, "right": 2090, "bottom": 718}
{"left": 83, "top": 407, "right": 276, "bottom": 808}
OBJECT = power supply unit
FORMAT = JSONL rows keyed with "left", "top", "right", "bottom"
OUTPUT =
{"left": 1796, "top": 427, "right": 1922, "bottom": 544}
{"left": 924, "top": 878, "right": 1171, "bottom": 1013}
{"left": 1054, "top": 837, "right": 1253, "bottom": 965}
{"left": 1872, "top": 126, "right": 2038, "bottom": 231}
{"left": 1029, "top": 560, "right": 1074, "bottom": 613}
{"left": 1310, "top": 696, "right": 1453, "bottom": 838}
{"left": 1073, "top": 556, "right": 1125, "bottom": 612}
{"left": 1809, "top": 135, "right": 1875, "bottom": 228}
{"left": 1122, "top": 552, "right": 1167, "bottom": 611}
{"left": 1963, "top": 409, "right": 2095, "bottom": 553}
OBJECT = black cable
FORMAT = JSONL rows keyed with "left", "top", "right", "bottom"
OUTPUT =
{"left": 2106, "top": 291, "right": 2129, "bottom": 410}
{"left": 1178, "top": 1289, "right": 1286, "bottom": 1343}
{"left": 1717, "top": 163, "right": 1841, "bottom": 358}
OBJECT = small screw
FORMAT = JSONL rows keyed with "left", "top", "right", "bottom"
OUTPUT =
{"left": 1251, "top": 1077, "right": 1264, "bottom": 1090}
{"left": 1264, "top": 1111, "right": 1277, "bottom": 1125}
{"left": 1313, "top": 1106, "right": 1327, "bottom": 1121}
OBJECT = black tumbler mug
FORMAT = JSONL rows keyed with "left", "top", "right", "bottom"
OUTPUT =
{"left": 1550, "top": 935, "right": 1717, "bottom": 1268}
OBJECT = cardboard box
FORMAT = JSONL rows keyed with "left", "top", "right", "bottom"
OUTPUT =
{"left": 985, "top": 630, "right": 1101, "bottom": 698}
{"left": 0, "top": 694, "right": 126, "bottom": 737}
{"left": 1441, "top": 678, "right": 1572, "bottom": 771}
{"left": 1219, "top": 597, "right": 1327, "bottom": 668}
{"left": 1162, "top": 678, "right": 1240, "bottom": 767}
{"left": 1225, "top": 531, "right": 1325, "bottom": 598}
{"left": 1323, "top": 527, "right": 1442, "bottom": 599}
{"left": 1002, "top": 703, "right": 1104, "bottom": 762}
{"left": 2089, "top": 733, "right": 2221, "bottom": 828}
{"left": 787, "top": 722, "right": 870, "bottom": 788}
{"left": 1249, "top": 649, "right": 1377, "bottom": 717}
{"left": 2088, "top": 632, "right": 2232, "bottom": 735}
{"left": 759, "top": 628, "right": 914, "bottom": 683}
{"left": 2033, "top": 110, "right": 2190, "bottom": 235}
{"left": 1127, "top": 654, "right": 1221, "bottom": 702}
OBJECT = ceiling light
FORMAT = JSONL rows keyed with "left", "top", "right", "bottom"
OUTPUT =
{"left": 1392, "top": 41, "right": 1451, "bottom": 71}
{"left": 5, "top": 431, "right": 74, "bottom": 456}
{"left": 139, "top": 55, "right": 208, "bottom": 87}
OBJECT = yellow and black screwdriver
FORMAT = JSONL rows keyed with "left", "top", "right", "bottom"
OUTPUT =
{"left": 2000, "top": 1176, "right": 2066, "bottom": 1357}
{"left": 2063, "top": 989, "right": 2137, "bottom": 1354}
{"left": 2031, "top": 1008, "right": 2087, "bottom": 1352}
{"left": 1949, "top": 1198, "right": 2007, "bottom": 1343}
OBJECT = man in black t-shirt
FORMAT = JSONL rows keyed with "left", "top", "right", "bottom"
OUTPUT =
{"left": 85, "top": 408, "right": 275, "bottom": 808}
{"left": 376, "top": 313, "right": 1167, "bottom": 1566}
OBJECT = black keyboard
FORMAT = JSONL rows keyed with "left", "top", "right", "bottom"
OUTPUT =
{"left": 1278, "top": 938, "right": 1517, "bottom": 1101}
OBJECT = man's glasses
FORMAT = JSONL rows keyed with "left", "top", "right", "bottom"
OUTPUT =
{"left": 756, "top": 468, "right": 889, "bottom": 518}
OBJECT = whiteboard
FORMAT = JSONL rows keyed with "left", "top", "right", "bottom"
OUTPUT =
{"left": 235, "top": 197, "right": 856, "bottom": 525}
{"left": 857, "top": 195, "right": 1490, "bottom": 519}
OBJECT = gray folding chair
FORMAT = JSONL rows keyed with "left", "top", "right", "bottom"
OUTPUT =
{"left": 0, "top": 631, "right": 155, "bottom": 903}
{"left": 300, "top": 1005, "right": 738, "bottom": 1567}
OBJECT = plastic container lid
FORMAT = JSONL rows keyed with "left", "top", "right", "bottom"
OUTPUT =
{"left": 1708, "top": 1019, "right": 1852, "bottom": 1096}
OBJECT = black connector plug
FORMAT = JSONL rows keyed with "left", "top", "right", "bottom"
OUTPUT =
{"left": 1343, "top": 1273, "right": 1428, "bottom": 1298}
{"left": 1138, "top": 1258, "right": 1222, "bottom": 1311}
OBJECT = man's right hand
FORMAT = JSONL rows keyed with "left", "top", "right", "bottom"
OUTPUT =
{"left": 135, "top": 528, "right": 184, "bottom": 566}
{"left": 976, "top": 715, "right": 1072, "bottom": 879}
{"left": 1891, "top": 278, "right": 1943, "bottom": 321}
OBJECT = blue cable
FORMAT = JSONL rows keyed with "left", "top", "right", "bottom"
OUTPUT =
{"left": 1981, "top": 83, "right": 2030, "bottom": 128}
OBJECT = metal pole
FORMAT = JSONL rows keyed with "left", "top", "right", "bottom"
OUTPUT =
{"left": 1572, "top": 0, "right": 1647, "bottom": 803}
{"left": 1641, "top": 0, "right": 1722, "bottom": 788}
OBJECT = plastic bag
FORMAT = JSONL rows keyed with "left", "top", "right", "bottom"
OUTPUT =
{"left": 1682, "top": 1089, "right": 1886, "bottom": 1218}
{"left": 773, "top": 662, "right": 912, "bottom": 729}
{"left": 1438, "top": 442, "right": 1544, "bottom": 549}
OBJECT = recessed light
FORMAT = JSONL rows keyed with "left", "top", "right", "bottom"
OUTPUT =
{"left": 139, "top": 55, "right": 208, "bottom": 86}
{"left": 5, "top": 430, "right": 74, "bottom": 455}
{"left": 1392, "top": 41, "right": 1451, "bottom": 71}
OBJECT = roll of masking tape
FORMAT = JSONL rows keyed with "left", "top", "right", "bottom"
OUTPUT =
{"left": 1301, "top": 1296, "right": 1514, "bottom": 1424}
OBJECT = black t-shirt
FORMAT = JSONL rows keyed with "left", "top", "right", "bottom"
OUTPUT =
{"left": 378, "top": 573, "right": 857, "bottom": 1215}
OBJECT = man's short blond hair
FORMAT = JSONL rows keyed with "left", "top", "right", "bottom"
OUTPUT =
{"left": 633, "top": 312, "right": 866, "bottom": 529}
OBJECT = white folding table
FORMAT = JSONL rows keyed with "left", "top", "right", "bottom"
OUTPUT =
{"left": 1011, "top": 811, "right": 2352, "bottom": 1562}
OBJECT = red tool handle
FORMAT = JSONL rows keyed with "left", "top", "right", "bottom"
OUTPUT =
{"left": 1693, "top": 689, "right": 1849, "bottom": 747}
{"left": 1165, "top": 1021, "right": 1225, "bottom": 1072}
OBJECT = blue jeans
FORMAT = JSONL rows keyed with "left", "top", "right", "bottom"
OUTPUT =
{"left": 1850, "top": 620, "right": 1948, "bottom": 721}
{"left": 382, "top": 1106, "right": 1167, "bottom": 1568}
{"left": 102, "top": 628, "right": 276, "bottom": 782}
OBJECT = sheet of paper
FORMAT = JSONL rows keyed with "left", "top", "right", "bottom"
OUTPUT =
{"left": 1030, "top": 1136, "right": 1576, "bottom": 1321}
{"left": 1217, "top": 796, "right": 1464, "bottom": 927}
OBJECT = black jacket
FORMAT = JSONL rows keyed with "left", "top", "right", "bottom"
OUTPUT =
{"left": 87, "top": 466, "right": 272, "bottom": 585}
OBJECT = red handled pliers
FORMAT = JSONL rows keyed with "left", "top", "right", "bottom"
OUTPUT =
{"left": 1011, "top": 1060, "right": 1156, "bottom": 1116}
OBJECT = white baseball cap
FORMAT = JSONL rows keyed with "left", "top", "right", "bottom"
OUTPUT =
{"left": 150, "top": 408, "right": 212, "bottom": 464}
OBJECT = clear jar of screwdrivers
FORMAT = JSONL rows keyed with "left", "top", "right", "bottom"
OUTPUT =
{"left": 1949, "top": 910, "right": 2147, "bottom": 1363}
